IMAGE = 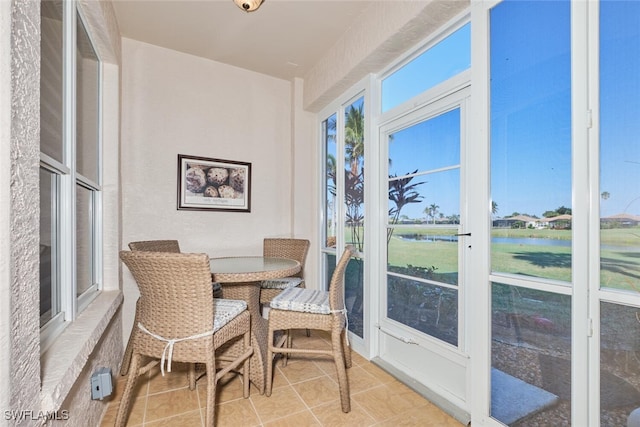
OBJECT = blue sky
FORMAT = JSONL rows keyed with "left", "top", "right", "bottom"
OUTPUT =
{"left": 333, "top": 0, "right": 640, "bottom": 222}
{"left": 391, "top": 0, "right": 639, "bottom": 220}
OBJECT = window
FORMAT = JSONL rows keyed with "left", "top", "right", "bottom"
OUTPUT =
{"left": 320, "top": 94, "right": 366, "bottom": 339}
{"left": 40, "top": 0, "right": 102, "bottom": 350}
{"left": 381, "top": 23, "right": 470, "bottom": 112}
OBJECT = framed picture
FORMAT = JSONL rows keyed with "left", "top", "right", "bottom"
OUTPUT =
{"left": 177, "top": 154, "right": 251, "bottom": 212}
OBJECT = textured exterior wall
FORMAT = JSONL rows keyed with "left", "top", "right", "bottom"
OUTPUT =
{"left": 49, "top": 310, "right": 123, "bottom": 427}
{"left": 303, "top": 0, "right": 469, "bottom": 112}
{"left": 0, "top": 0, "right": 14, "bottom": 419}
{"left": 6, "top": 2, "right": 43, "bottom": 426}
{"left": 1, "top": 1, "right": 123, "bottom": 426}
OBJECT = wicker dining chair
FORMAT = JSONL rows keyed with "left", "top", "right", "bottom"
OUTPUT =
{"left": 266, "top": 245, "right": 355, "bottom": 413}
{"left": 122, "top": 240, "right": 224, "bottom": 377}
{"left": 260, "top": 238, "right": 310, "bottom": 305}
{"left": 117, "top": 251, "right": 253, "bottom": 427}
{"left": 120, "top": 240, "right": 181, "bottom": 376}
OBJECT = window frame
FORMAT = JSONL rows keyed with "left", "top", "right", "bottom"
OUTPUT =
{"left": 40, "top": 0, "right": 103, "bottom": 353}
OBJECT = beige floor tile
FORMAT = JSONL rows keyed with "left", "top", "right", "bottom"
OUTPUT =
{"left": 359, "top": 361, "right": 398, "bottom": 384}
{"left": 374, "top": 403, "right": 464, "bottom": 427}
{"left": 292, "top": 376, "right": 340, "bottom": 408}
{"left": 352, "top": 384, "right": 427, "bottom": 422}
{"left": 312, "top": 358, "right": 339, "bottom": 377}
{"left": 144, "top": 387, "right": 200, "bottom": 422}
{"left": 346, "top": 365, "right": 381, "bottom": 394}
{"left": 277, "top": 359, "right": 325, "bottom": 384}
{"left": 385, "top": 380, "right": 434, "bottom": 408}
{"left": 147, "top": 364, "right": 191, "bottom": 394}
{"left": 214, "top": 398, "right": 261, "bottom": 427}
{"left": 111, "top": 395, "right": 145, "bottom": 426}
{"left": 144, "top": 409, "right": 203, "bottom": 426}
{"left": 111, "top": 374, "right": 148, "bottom": 403}
{"left": 99, "top": 401, "right": 119, "bottom": 427}
{"left": 350, "top": 350, "right": 368, "bottom": 366}
{"left": 311, "top": 399, "right": 376, "bottom": 427}
{"left": 197, "top": 373, "right": 247, "bottom": 406}
{"left": 270, "top": 364, "right": 292, "bottom": 389}
{"left": 262, "top": 409, "right": 321, "bottom": 426}
{"left": 114, "top": 345, "right": 461, "bottom": 427}
{"left": 250, "top": 385, "right": 307, "bottom": 422}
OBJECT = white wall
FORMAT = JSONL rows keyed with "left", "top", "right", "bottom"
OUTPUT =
{"left": 120, "top": 38, "right": 302, "bottom": 342}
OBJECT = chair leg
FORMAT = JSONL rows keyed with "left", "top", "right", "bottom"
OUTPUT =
{"left": 120, "top": 299, "right": 140, "bottom": 376}
{"left": 342, "top": 328, "right": 352, "bottom": 369}
{"left": 332, "top": 328, "right": 351, "bottom": 413}
{"left": 243, "top": 329, "right": 251, "bottom": 398}
{"left": 266, "top": 326, "right": 275, "bottom": 397}
{"left": 188, "top": 363, "right": 196, "bottom": 390}
{"left": 119, "top": 334, "right": 134, "bottom": 376}
{"left": 282, "top": 330, "right": 292, "bottom": 367}
{"left": 204, "top": 361, "right": 216, "bottom": 427}
{"left": 115, "top": 353, "right": 142, "bottom": 426}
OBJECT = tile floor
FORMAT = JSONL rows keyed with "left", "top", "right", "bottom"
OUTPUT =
{"left": 100, "top": 330, "right": 464, "bottom": 426}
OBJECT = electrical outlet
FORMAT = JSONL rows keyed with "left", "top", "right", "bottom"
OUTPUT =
{"left": 90, "top": 367, "right": 113, "bottom": 400}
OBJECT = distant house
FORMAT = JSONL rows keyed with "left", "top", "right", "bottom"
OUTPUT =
{"left": 493, "top": 215, "right": 539, "bottom": 229}
{"left": 601, "top": 213, "right": 640, "bottom": 227}
{"left": 493, "top": 214, "right": 573, "bottom": 229}
{"left": 544, "top": 214, "right": 572, "bottom": 229}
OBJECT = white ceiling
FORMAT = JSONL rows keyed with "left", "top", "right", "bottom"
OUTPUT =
{"left": 112, "top": 0, "right": 376, "bottom": 81}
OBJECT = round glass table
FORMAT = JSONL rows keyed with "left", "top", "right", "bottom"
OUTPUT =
{"left": 210, "top": 256, "right": 300, "bottom": 394}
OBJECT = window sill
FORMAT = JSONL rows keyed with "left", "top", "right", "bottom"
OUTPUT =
{"left": 40, "top": 290, "right": 123, "bottom": 411}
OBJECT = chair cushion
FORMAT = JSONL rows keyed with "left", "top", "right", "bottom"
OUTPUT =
{"left": 270, "top": 287, "right": 330, "bottom": 314}
{"left": 260, "top": 277, "right": 304, "bottom": 290}
{"left": 213, "top": 298, "right": 247, "bottom": 332}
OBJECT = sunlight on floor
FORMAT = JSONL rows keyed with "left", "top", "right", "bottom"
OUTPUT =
{"left": 100, "top": 330, "right": 463, "bottom": 426}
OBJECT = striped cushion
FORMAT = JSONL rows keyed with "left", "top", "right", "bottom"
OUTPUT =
{"left": 213, "top": 298, "right": 247, "bottom": 332}
{"left": 260, "top": 277, "right": 304, "bottom": 290}
{"left": 270, "top": 287, "right": 330, "bottom": 314}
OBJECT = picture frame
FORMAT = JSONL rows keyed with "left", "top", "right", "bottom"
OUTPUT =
{"left": 177, "top": 154, "right": 251, "bottom": 212}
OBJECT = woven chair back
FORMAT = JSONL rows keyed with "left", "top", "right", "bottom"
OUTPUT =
{"left": 128, "top": 240, "right": 181, "bottom": 253}
{"left": 120, "top": 251, "right": 214, "bottom": 338}
{"left": 263, "top": 238, "right": 310, "bottom": 279}
{"left": 329, "top": 245, "right": 355, "bottom": 312}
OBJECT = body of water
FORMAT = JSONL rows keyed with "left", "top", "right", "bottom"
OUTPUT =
{"left": 400, "top": 234, "right": 633, "bottom": 251}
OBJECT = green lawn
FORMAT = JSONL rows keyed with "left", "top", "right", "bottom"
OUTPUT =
{"left": 385, "top": 226, "right": 640, "bottom": 291}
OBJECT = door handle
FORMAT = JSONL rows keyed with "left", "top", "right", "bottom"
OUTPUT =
{"left": 455, "top": 232, "right": 471, "bottom": 236}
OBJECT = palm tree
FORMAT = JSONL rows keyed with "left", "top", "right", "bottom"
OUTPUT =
{"left": 388, "top": 171, "right": 424, "bottom": 243}
{"left": 345, "top": 103, "right": 365, "bottom": 178}
{"left": 326, "top": 154, "right": 337, "bottom": 240}
{"left": 425, "top": 203, "right": 440, "bottom": 224}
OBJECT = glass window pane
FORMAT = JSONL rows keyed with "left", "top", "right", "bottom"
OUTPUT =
{"left": 389, "top": 109, "right": 460, "bottom": 177}
{"left": 345, "top": 255, "right": 364, "bottom": 338}
{"left": 388, "top": 276, "right": 457, "bottom": 346}
{"left": 600, "top": 302, "right": 640, "bottom": 426}
{"left": 76, "top": 14, "right": 99, "bottom": 183}
{"left": 76, "top": 184, "right": 95, "bottom": 297}
{"left": 599, "top": 0, "right": 640, "bottom": 292}
{"left": 40, "top": 168, "right": 59, "bottom": 326}
{"left": 490, "top": 0, "right": 572, "bottom": 282}
{"left": 382, "top": 23, "right": 470, "bottom": 112}
{"left": 491, "top": 282, "right": 571, "bottom": 425}
{"left": 344, "top": 97, "right": 365, "bottom": 252}
{"left": 40, "top": 0, "right": 64, "bottom": 162}
{"left": 324, "top": 113, "right": 337, "bottom": 249}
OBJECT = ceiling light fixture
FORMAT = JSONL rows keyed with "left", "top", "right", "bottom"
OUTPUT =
{"left": 233, "top": 0, "right": 264, "bottom": 12}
